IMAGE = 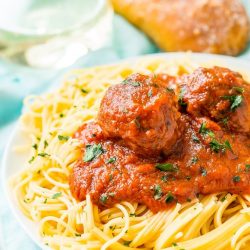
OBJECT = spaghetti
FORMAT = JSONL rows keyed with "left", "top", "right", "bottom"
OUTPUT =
{"left": 10, "top": 57, "right": 250, "bottom": 250}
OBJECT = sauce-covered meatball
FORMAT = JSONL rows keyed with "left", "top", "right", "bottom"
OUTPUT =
{"left": 98, "top": 73, "right": 182, "bottom": 156}
{"left": 179, "top": 67, "right": 250, "bottom": 134}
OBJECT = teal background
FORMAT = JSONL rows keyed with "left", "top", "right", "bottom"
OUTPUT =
{"left": 0, "top": 2, "right": 250, "bottom": 248}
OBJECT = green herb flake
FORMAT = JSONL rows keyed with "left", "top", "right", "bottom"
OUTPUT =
{"left": 221, "top": 196, "right": 227, "bottom": 202}
{"left": 166, "top": 87, "right": 174, "bottom": 93}
{"left": 191, "top": 156, "right": 198, "bottom": 164}
{"left": 224, "top": 140, "right": 233, "bottom": 152}
{"left": 156, "top": 163, "right": 178, "bottom": 172}
{"left": 38, "top": 152, "right": 50, "bottom": 157}
{"left": 172, "top": 242, "right": 178, "bottom": 247}
{"left": 165, "top": 192, "right": 175, "bottom": 203}
{"left": 81, "top": 88, "right": 88, "bottom": 94}
{"left": 122, "top": 79, "right": 141, "bottom": 87}
{"left": 109, "top": 225, "right": 116, "bottom": 231}
{"left": 44, "top": 140, "right": 48, "bottom": 148}
{"left": 223, "top": 95, "right": 243, "bottom": 111}
{"left": 106, "top": 157, "right": 116, "bottom": 164}
{"left": 52, "top": 192, "right": 62, "bottom": 199}
{"left": 246, "top": 164, "right": 250, "bottom": 172}
{"left": 100, "top": 194, "right": 108, "bottom": 204}
{"left": 84, "top": 143, "right": 104, "bottom": 162}
{"left": 186, "top": 176, "right": 191, "bottom": 181}
{"left": 109, "top": 174, "right": 113, "bottom": 181}
{"left": 233, "top": 176, "right": 240, "bottom": 183}
{"left": 161, "top": 175, "right": 168, "bottom": 182}
{"left": 221, "top": 117, "right": 229, "bottom": 126}
{"left": 148, "top": 89, "right": 153, "bottom": 97}
{"left": 199, "top": 122, "right": 215, "bottom": 137}
{"left": 153, "top": 184, "right": 163, "bottom": 200}
{"left": 44, "top": 198, "right": 47, "bottom": 204}
{"left": 75, "top": 233, "right": 81, "bottom": 237}
{"left": 58, "top": 135, "right": 70, "bottom": 141}
{"left": 192, "top": 135, "right": 200, "bottom": 143}
{"left": 233, "top": 86, "right": 244, "bottom": 93}
{"left": 59, "top": 113, "right": 64, "bottom": 118}
{"left": 32, "top": 144, "right": 38, "bottom": 150}
{"left": 186, "top": 198, "right": 192, "bottom": 202}
{"left": 28, "top": 156, "right": 35, "bottom": 164}
{"left": 200, "top": 167, "right": 207, "bottom": 176}
{"left": 134, "top": 117, "right": 141, "bottom": 129}
{"left": 209, "top": 139, "right": 233, "bottom": 153}
{"left": 123, "top": 241, "right": 132, "bottom": 246}
{"left": 129, "top": 213, "right": 137, "bottom": 217}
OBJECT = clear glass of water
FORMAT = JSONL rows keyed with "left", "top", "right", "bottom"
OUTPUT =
{"left": 0, "top": 0, "right": 113, "bottom": 68}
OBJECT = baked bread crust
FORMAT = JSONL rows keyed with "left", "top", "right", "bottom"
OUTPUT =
{"left": 112, "top": 0, "right": 250, "bottom": 55}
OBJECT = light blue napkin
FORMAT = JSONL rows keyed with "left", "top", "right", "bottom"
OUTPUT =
{"left": 0, "top": 7, "right": 250, "bottom": 249}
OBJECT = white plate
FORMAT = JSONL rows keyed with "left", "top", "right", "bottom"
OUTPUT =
{"left": 2, "top": 52, "right": 250, "bottom": 249}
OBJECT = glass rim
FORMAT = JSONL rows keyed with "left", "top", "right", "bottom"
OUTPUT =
{"left": 0, "top": 0, "right": 109, "bottom": 37}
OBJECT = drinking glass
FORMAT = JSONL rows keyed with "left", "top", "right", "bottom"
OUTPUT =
{"left": 0, "top": 0, "right": 113, "bottom": 68}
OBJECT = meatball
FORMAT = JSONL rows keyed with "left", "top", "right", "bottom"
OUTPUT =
{"left": 179, "top": 67, "right": 250, "bottom": 134}
{"left": 98, "top": 73, "right": 182, "bottom": 156}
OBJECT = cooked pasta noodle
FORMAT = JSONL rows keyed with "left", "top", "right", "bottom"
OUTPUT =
{"left": 10, "top": 56, "right": 250, "bottom": 250}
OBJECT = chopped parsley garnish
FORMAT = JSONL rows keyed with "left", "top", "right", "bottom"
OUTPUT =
{"left": 246, "top": 164, "right": 250, "bottom": 171}
{"left": 191, "top": 156, "right": 198, "bottom": 164}
{"left": 224, "top": 140, "right": 233, "bottom": 152}
{"left": 192, "top": 135, "right": 200, "bottom": 143}
{"left": 28, "top": 156, "right": 35, "bottom": 164}
{"left": 109, "top": 174, "right": 113, "bottom": 181}
{"left": 221, "top": 117, "right": 229, "bottom": 126}
{"left": 52, "top": 192, "right": 62, "bottom": 199}
{"left": 134, "top": 117, "right": 141, "bottom": 129}
{"left": 44, "top": 198, "right": 47, "bottom": 204}
{"left": 165, "top": 192, "right": 174, "bottom": 203}
{"left": 80, "top": 88, "right": 88, "bottom": 94}
{"left": 222, "top": 95, "right": 243, "bottom": 111}
{"left": 44, "top": 140, "right": 48, "bottom": 148}
{"left": 209, "top": 139, "right": 233, "bottom": 153}
{"left": 109, "top": 225, "right": 116, "bottom": 231}
{"left": 166, "top": 87, "right": 174, "bottom": 93}
{"left": 199, "top": 122, "right": 214, "bottom": 137}
{"left": 172, "top": 242, "right": 178, "bottom": 247}
{"left": 129, "top": 213, "right": 137, "bottom": 217}
{"left": 178, "top": 88, "right": 187, "bottom": 107}
{"left": 100, "top": 194, "right": 108, "bottom": 204}
{"left": 161, "top": 175, "right": 168, "bottom": 182}
{"left": 59, "top": 113, "right": 64, "bottom": 118}
{"left": 156, "top": 163, "right": 178, "bottom": 172}
{"left": 233, "top": 176, "right": 241, "bottom": 182}
{"left": 122, "top": 79, "right": 140, "bottom": 87}
{"left": 123, "top": 241, "right": 132, "bottom": 246}
{"left": 38, "top": 152, "right": 50, "bottom": 157}
{"left": 32, "top": 144, "right": 38, "bottom": 150}
{"left": 153, "top": 184, "right": 163, "bottom": 200}
{"left": 84, "top": 143, "right": 104, "bottom": 162}
{"left": 75, "top": 233, "right": 81, "bottom": 237}
{"left": 221, "top": 195, "right": 227, "bottom": 202}
{"left": 233, "top": 86, "right": 244, "bottom": 93}
{"left": 106, "top": 157, "right": 116, "bottom": 164}
{"left": 148, "top": 89, "right": 153, "bottom": 97}
{"left": 58, "top": 135, "right": 70, "bottom": 141}
{"left": 200, "top": 167, "right": 207, "bottom": 176}
{"left": 186, "top": 176, "right": 191, "bottom": 181}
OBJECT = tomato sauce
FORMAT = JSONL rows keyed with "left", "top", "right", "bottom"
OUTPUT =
{"left": 69, "top": 67, "right": 250, "bottom": 212}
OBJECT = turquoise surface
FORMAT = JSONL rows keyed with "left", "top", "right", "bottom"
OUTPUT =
{"left": 0, "top": 5, "right": 250, "bottom": 249}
